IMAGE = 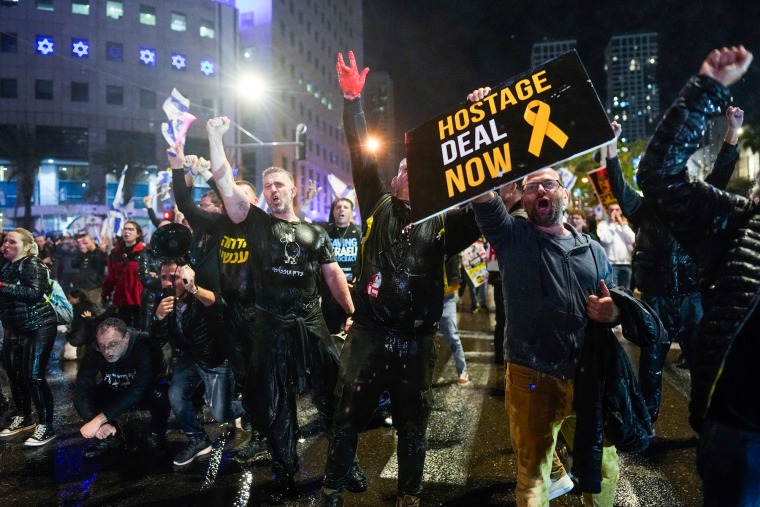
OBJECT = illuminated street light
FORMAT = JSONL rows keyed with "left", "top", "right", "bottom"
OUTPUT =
{"left": 366, "top": 136, "right": 380, "bottom": 153}
{"left": 238, "top": 73, "right": 269, "bottom": 102}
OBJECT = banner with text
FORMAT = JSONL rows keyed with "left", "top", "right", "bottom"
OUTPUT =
{"left": 405, "top": 50, "right": 613, "bottom": 223}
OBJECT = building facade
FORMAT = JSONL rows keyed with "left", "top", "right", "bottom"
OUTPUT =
{"left": 236, "top": 0, "right": 363, "bottom": 222}
{"left": 0, "top": 0, "right": 239, "bottom": 231}
{"left": 531, "top": 39, "right": 577, "bottom": 68}
{"left": 604, "top": 32, "right": 659, "bottom": 143}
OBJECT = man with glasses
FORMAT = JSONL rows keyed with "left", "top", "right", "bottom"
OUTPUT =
{"left": 467, "top": 85, "right": 622, "bottom": 506}
{"left": 151, "top": 260, "right": 245, "bottom": 467}
{"left": 74, "top": 317, "right": 169, "bottom": 460}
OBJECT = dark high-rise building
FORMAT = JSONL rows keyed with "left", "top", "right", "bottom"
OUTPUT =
{"left": 604, "top": 32, "right": 660, "bottom": 143}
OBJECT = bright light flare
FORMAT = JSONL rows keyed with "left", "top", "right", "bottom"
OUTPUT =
{"left": 238, "top": 73, "right": 268, "bottom": 101}
{"left": 366, "top": 136, "right": 380, "bottom": 153}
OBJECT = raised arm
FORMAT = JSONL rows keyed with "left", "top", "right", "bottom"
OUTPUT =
{"left": 704, "top": 106, "right": 742, "bottom": 190}
{"left": 603, "top": 122, "right": 644, "bottom": 225}
{"left": 207, "top": 116, "right": 250, "bottom": 224}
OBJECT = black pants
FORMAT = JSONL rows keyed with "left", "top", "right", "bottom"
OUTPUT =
{"left": 323, "top": 322, "right": 437, "bottom": 497}
{"left": 245, "top": 307, "right": 339, "bottom": 477}
{"left": 2, "top": 324, "right": 58, "bottom": 426}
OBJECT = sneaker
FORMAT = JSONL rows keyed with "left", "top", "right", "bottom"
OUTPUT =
{"left": 548, "top": 473, "right": 574, "bottom": 500}
{"left": 345, "top": 462, "right": 368, "bottom": 493}
{"left": 83, "top": 434, "right": 124, "bottom": 459}
{"left": 0, "top": 415, "right": 35, "bottom": 437}
{"left": 457, "top": 371, "right": 470, "bottom": 385}
{"left": 316, "top": 489, "right": 344, "bottom": 507}
{"left": 396, "top": 494, "right": 421, "bottom": 507}
{"left": 233, "top": 434, "right": 271, "bottom": 465}
{"left": 24, "top": 424, "right": 56, "bottom": 447}
{"left": 173, "top": 434, "right": 212, "bottom": 466}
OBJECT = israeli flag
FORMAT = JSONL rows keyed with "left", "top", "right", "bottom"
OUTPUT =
{"left": 556, "top": 166, "right": 577, "bottom": 191}
{"left": 161, "top": 88, "right": 197, "bottom": 147}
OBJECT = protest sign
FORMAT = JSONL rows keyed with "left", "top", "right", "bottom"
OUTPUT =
{"left": 461, "top": 240, "right": 489, "bottom": 288}
{"left": 587, "top": 166, "right": 618, "bottom": 210}
{"left": 405, "top": 50, "right": 613, "bottom": 223}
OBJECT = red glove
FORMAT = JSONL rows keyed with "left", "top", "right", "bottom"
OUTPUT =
{"left": 336, "top": 50, "right": 369, "bottom": 100}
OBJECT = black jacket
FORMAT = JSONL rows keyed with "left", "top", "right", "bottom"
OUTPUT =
{"left": 0, "top": 255, "right": 56, "bottom": 334}
{"left": 637, "top": 74, "right": 760, "bottom": 432}
{"left": 150, "top": 293, "right": 226, "bottom": 368}
{"left": 74, "top": 330, "right": 168, "bottom": 421}
{"left": 572, "top": 288, "right": 664, "bottom": 493}
{"left": 343, "top": 98, "right": 482, "bottom": 332}
{"left": 605, "top": 147, "right": 737, "bottom": 296}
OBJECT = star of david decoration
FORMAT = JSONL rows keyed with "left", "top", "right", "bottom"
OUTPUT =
{"left": 200, "top": 59, "right": 215, "bottom": 76}
{"left": 140, "top": 48, "right": 156, "bottom": 66}
{"left": 72, "top": 40, "right": 89, "bottom": 58}
{"left": 36, "top": 37, "right": 54, "bottom": 55}
{"left": 171, "top": 54, "right": 186, "bottom": 70}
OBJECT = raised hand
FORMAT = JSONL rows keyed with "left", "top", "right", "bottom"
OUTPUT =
{"left": 726, "top": 106, "right": 744, "bottom": 129}
{"left": 699, "top": 45, "right": 753, "bottom": 87}
{"left": 336, "top": 50, "right": 369, "bottom": 99}
{"left": 467, "top": 87, "right": 492, "bottom": 103}
{"left": 206, "top": 116, "right": 231, "bottom": 140}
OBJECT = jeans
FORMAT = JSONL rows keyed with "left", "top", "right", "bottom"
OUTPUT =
{"left": 439, "top": 294, "right": 467, "bottom": 375}
{"left": 168, "top": 353, "right": 243, "bottom": 437}
{"left": 324, "top": 322, "right": 438, "bottom": 497}
{"left": 639, "top": 293, "right": 701, "bottom": 422}
{"left": 467, "top": 280, "right": 488, "bottom": 310}
{"left": 611, "top": 265, "right": 632, "bottom": 290}
{"left": 506, "top": 363, "right": 619, "bottom": 507}
{"left": 697, "top": 418, "right": 760, "bottom": 507}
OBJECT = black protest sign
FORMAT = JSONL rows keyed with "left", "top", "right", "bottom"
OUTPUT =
{"left": 405, "top": 50, "right": 613, "bottom": 223}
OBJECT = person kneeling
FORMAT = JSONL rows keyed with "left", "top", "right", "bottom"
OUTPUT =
{"left": 75, "top": 318, "right": 170, "bottom": 460}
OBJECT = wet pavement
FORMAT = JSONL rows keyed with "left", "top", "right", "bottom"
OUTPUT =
{"left": 0, "top": 299, "right": 703, "bottom": 506}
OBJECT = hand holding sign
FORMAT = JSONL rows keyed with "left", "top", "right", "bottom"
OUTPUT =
{"left": 336, "top": 51, "right": 369, "bottom": 100}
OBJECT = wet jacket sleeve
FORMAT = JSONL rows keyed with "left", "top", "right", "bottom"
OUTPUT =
{"left": 636, "top": 75, "right": 753, "bottom": 265}
{"left": 605, "top": 156, "right": 644, "bottom": 227}
{"left": 343, "top": 97, "right": 387, "bottom": 219}
{"left": 703, "top": 142, "right": 739, "bottom": 190}
{"left": 172, "top": 169, "right": 222, "bottom": 230}
{"left": 0, "top": 257, "right": 49, "bottom": 303}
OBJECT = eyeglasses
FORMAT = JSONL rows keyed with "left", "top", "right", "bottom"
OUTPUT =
{"left": 98, "top": 334, "right": 125, "bottom": 352}
{"left": 522, "top": 179, "right": 561, "bottom": 194}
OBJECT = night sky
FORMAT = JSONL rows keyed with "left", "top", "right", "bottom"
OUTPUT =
{"left": 362, "top": 0, "right": 760, "bottom": 145}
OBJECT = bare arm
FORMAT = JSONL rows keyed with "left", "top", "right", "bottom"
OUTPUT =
{"left": 321, "top": 262, "right": 354, "bottom": 315}
{"left": 207, "top": 116, "right": 250, "bottom": 224}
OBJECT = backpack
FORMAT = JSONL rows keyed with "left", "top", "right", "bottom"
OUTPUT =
{"left": 46, "top": 279, "right": 73, "bottom": 326}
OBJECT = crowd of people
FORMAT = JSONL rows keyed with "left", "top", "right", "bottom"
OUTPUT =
{"left": 0, "top": 45, "right": 757, "bottom": 507}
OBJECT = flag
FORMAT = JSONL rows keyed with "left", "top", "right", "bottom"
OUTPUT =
{"left": 102, "top": 165, "right": 134, "bottom": 239}
{"left": 556, "top": 166, "right": 577, "bottom": 191}
{"left": 161, "top": 88, "right": 197, "bottom": 147}
{"left": 327, "top": 174, "right": 356, "bottom": 204}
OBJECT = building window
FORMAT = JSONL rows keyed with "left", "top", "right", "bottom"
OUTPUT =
{"left": 170, "top": 12, "right": 187, "bottom": 31}
{"left": 0, "top": 32, "right": 17, "bottom": 53}
{"left": 171, "top": 53, "right": 187, "bottom": 70}
{"left": 106, "top": 41, "right": 123, "bottom": 61}
{"left": 139, "top": 88, "right": 156, "bottom": 109}
{"left": 71, "top": 0, "right": 89, "bottom": 15}
{"left": 71, "top": 81, "right": 88, "bottom": 102}
{"left": 139, "top": 48, "right": 156, "bottom": 66}
{"left": 106, "top": 85, "right": 123, "bottom": 105}
{"left": 36, "top": 0, "right": 54, "bottom": 11}
{"left": 200, "top": 98, "right": 214, "bottom": 117}
{"left": 71, "top": 39, "right": 89, "bottom": 58}
{"left": 0, "top": 78, "right": 17, "bottom": 98}
{"left": 199, "top": 20, "right": 214, "bottom": 39}
{"left": 199, "top": 59, "right": 215, "bottom": 76}
{"left": 106, "top": 1, "right": 123, "bottom": 19}
{"left": 35, "top": 79, "right": 54, "bottom": 100}
{"left": 139, "top": 5, "right": 156, "bottom": 26}
{"left": 35, "top": 35, "right": 54, "bottom": 55}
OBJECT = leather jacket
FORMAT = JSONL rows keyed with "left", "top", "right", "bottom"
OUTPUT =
{"left": 605, "top": 146, "right": 737, "bottom": 296}
{"left": 637, "top": 74, "right": 760, "bottom": 431}
{"left": 0, "top": 255, "right": 56, "bottom": 334}
{"left": 572, "top": 288, "right": 664, "bottom": 493}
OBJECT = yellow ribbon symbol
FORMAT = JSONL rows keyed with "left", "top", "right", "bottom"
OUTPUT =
{"left": 524, "top": 100, "right": 568, "bottom": 157}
